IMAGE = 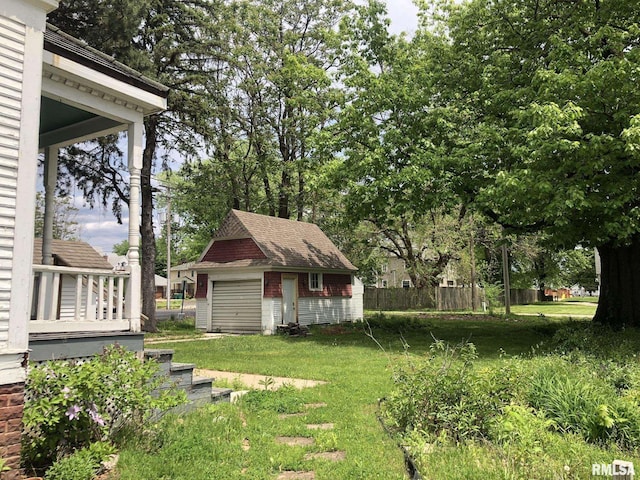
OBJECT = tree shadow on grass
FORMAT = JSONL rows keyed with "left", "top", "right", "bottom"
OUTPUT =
{"left": 292, "top": 314, "right": 582, "bottom": 359}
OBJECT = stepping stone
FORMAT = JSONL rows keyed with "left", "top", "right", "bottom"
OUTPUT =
{"left": 276, "top": 472, "right": 315, "bottom": 480}
{"left": 304, "top": 403, "right": 327, "bottom": 409}
{"left": 304, "top": 451, "right": 346, "bottom": 462}
{"left": 275, "top": 436, "right": 315, "bottom": 446}
{"left": 242, "top": 438, "right": 250, "bottom": 451}
{"left": 306, "top": 423, "right": 334, "bottom": 430}
{"left": 278, "top": 412, "right": 305, "bottom": 420}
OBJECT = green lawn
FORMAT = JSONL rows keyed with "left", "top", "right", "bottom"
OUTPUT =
{"left": 503, "top": 301, "right": 597, "bottom": 317}
{"left": 115, "top": 314, "right": 577, "bottom": 480}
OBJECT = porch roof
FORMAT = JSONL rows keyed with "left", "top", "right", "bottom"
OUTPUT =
{"left": 44, "top": 24, "right": 168, "bottom": 98}
{"left": 39, "top": 24, "right": 169, "bottom": 150}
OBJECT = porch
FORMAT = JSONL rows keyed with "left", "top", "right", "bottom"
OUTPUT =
{"left": 27, "top": 25, "right": 169, "bottom": 359}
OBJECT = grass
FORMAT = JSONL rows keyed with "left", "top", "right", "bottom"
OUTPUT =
{"left": 504, "top": 301, "right": 597, "bottom": 317}
{"left": 115, "top": 314, "right": 580, "bottom": 479}
{"left": 155, "top": 299, "right": 194, "bottom": 309}
{"left": 144, "top": 318, "right": 204, "bottom": 341}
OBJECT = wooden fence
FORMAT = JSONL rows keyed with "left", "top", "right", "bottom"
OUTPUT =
{"left": 364, "top": 287, "right": 542, "bottom": 311}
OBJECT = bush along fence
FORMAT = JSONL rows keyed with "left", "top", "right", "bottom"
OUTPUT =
{"left": 364, "top": 287, "right": 542, "bottom": 311}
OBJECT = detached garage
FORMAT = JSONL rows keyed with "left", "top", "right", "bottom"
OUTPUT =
{"left": 210, "top": 280, "right": 262, "bottom": 333}
{"left": 194, "top": 210, "right": 363, "bottom": 334}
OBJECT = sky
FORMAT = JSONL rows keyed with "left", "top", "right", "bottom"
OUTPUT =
{"left": 71, "top": 1, "right": 422, "bottom": 254}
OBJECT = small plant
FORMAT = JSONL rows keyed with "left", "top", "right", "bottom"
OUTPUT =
{"left": 44, "top": 442, "right": 113, "bottom": 480}
{"left": 241, "top": 385, "right": 303, "bottom": 414}
{"left": 482, "top": 283, "right": 503, "bottom": 315}
{"left": 23, "top": 345, "right": 186, "bottom": 468}
{"left": 258, "top": 376, "right": 276, "bottom": 390}
{"left": 0, "top": 457, "right": 11, "bottom": 475}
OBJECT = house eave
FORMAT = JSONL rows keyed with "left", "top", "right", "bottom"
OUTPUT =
{"left": 42, "top": 50, "right": 167, "bottom": 118}
{"left": 193, "top": 263, "right": 356, "bottom": 275}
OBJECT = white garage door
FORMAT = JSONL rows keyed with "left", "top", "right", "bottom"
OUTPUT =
{"left": 211, "top": 280, "right": 262, "bottom": 333}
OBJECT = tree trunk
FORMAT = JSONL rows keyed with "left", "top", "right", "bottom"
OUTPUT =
{"left": 141, "top": 117, "right": 158, "bottom": 333}
{"left": 278, "top": 169, "right": 290, "bottom": 218}
{"left": 593, "top": 235, "right": 640, "bottom": 328}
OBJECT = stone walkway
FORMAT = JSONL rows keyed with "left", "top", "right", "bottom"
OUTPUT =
{"left": 195, "top": 368, "right": 327, "bottom": 390}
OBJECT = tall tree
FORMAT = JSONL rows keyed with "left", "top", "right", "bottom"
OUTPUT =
{"left": 49, "top": 0, "right": 224, "bottom": 331}
{"left": 225, "top": 0, "right": 350, "bottom": 219}
{"left": 325, "top": 1, "right": 471, "bottom": 288}
{"left": 33, "top": 192, "right": 81, "bottom": 241}
{"left": 430, "top": 0, "right": 640, "bottom": 326}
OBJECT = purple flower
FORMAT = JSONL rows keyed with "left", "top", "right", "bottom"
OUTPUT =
{"left": 61, "top": 386, "right": 71, "bottom": 399}
{"left": 88, "top": 404, "right": 105, "bottom": 426}
{"left": 65, "top": 404, "right": 82, "bottom": 420}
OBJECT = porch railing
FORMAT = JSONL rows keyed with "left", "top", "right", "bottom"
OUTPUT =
{"left": 31, "top": 265, "right": 130, "bottom": 334}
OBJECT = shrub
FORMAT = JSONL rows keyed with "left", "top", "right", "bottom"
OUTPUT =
{"left": 526, "top": 357, "right": 640, "bottom": 449}
{"left": 44, "top": 442, "right": 114, "bottom": 480}
{"left": 23, "top": 345, "right": 186, "bottom": 467}
{"left": 382, "top": 340, "right": 520, "bottom": 442}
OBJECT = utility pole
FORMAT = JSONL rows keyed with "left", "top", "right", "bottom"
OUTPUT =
{"left": 502, "top": 242, "right": 511, "bottom": 314}
{"left": 166, "top": 184, "right": 171, "bottom": 311}
{"left": 470, "top": 230, "right": 477, "bottom": 312}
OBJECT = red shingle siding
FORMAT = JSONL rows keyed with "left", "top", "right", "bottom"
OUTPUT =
{"left": 202, "top": 238, "right": 265, "bottom": 263}
{"left": 0, "top": 383, "right": 24, "bottom": 478}
{"left": 195, "top": 273, "right": 208, "bottom": 299}
{"left": 299, "top": 273, "right": 352, "bottom": 298}
{"left": 264, "top": 272, "right": 282, "bottom": 297}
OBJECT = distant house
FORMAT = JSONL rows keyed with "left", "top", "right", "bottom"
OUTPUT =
{"left": 170, "top": 262, "right": 196, "bottom": 298}
{"left": 373, "top": 255, "right": 461, "bottom": 288}
{"left": 155, "top": 274, "right": 167, "bottom": 299}
{"left": 194, "top": 210, "right": 363, "bottom": 334}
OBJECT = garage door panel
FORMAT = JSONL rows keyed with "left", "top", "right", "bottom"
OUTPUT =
{"left": 211, "top": 280, "right": 261, "bottom": 333}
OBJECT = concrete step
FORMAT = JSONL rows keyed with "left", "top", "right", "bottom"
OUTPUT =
{"left": 211, "top": 387, "right": 233, "bottom": 404}
{"left": 187, "top": 376, "right": 214, "bottom": 401}
{"left": 169, "top": 362, "right": 196, "bottom": 387}
{"left": 144, "top": 349, "right": 175, "bottom": 374}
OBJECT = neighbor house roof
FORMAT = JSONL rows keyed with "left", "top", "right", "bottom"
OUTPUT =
{"left": 33, "top": 239, "right": 113, "bottom": 269}
{"left": 196, "top": 210, "right": 357, "bottom": 272}
{"left": 44, "top": 24, "right": 169, "bottom": 98}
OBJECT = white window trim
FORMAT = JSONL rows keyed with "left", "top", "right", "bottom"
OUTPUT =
{"left": 308, "top": 272, "right": 323, "bottom": 291}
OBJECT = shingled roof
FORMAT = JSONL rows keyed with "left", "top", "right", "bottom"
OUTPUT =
{"left": 197, "top": 210, "right": 357, "bottom": 272}
{"left": 33, "top": 238, "right": 113, "bottom": 269}
{"left": 44, "top": 24, "right": 169, "bottom": 98}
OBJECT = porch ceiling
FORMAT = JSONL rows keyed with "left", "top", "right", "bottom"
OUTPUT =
{"left": 39, "top": 95, "right": 122, "bottom": 149}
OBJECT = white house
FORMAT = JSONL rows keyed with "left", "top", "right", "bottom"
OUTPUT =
{"left": 0, "top": 1, "right": 168, "bottom": 473}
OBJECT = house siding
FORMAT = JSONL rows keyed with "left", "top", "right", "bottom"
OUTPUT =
{"left": 298, "top": 273, "right": 352, "bottom": 298}
{"left": 298, "top": 297, "right": 353, "bottom": 325}
{"left": 262, "top": 297, "right": 281, "bottom": 334}
{"left": 264, "top": 272, "right": 351, "bottom": 299}
{"left": 195, "top": 298, "right": 208, "bottom": 330}
{"left": 58, "top": 275, "right": 93, "bottom": 320}
{"left": 0, "top": 16, "right": 25, "bottom": 350}
{"left": 201, "top": 238, "right": 265, "bottom": 263}
{"left": 195, "top": 273, "right": 208, "bottom": 299}
{"left": 263, "top": 271, "right": 282, "bottom": 297}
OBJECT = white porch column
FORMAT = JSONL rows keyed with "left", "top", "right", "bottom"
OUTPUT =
{"left": 125, "top": 121, "right": 143, "bottom": 332}
{"left": 42, "top": 146, "right": 58, "bottom": 265}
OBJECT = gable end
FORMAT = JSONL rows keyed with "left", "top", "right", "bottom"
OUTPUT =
{"left": 201, "top": 238, "right": 266, "bottom": 263}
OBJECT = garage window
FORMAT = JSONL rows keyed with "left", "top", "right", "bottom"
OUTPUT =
{"left": 309, "top": 273, "right": 323, "bottom": 291}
